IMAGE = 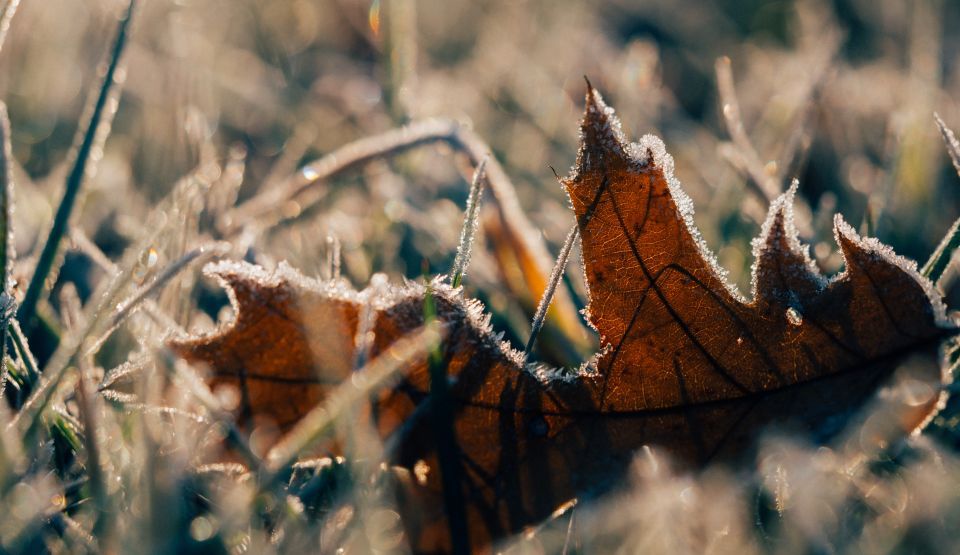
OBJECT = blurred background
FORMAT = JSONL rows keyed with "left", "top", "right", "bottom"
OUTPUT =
{"left": 5, "top": 1, "right": 960, "bottom": 553}
{"left": 4, "top": 0, "right": 960, "bottom": 365}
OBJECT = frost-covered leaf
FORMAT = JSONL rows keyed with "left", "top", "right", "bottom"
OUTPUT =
{"left": 169, "top": 86, "right": 955, "bottom": 554}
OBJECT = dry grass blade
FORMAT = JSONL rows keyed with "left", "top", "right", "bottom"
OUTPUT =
{"left": 935, "top": 113, "right": 960, "bottom": 177}
{"left": 923, "top": 114, "right": 960, "bottom": 283}
{"left": 451, "top": 156, "right": 488, "bottom": 288}
{"left": 59, "top": 285, "right": 111, "bottom": 544}
{"left": 7, "top": 318, "right": 38, "bottom": 386}
{"left": 524, "top": 222, "right": 579, "bottom": 360}
{"left": 12, "top": 236, "right": 149, "bottom": 441}
{"left": 265, "top": 322, "right": 444, "bottom": 474}
{"left": 223, "top": 118, "right": 468, "bottom": 229}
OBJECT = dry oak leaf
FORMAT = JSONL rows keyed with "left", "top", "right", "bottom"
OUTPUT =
{"left": 169, "top": 86, "right": 955, "bottom": 553}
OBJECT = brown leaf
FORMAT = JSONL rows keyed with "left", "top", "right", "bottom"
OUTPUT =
{"left": 169, "top": 86, "right": 955, "bottom": 553}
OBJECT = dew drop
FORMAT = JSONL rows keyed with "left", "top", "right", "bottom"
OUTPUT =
{"left": 301, "top": 166, "right": 320, "bottom": 181}
{"left": 786, "top": 307, "right": 803, "bottom": 326}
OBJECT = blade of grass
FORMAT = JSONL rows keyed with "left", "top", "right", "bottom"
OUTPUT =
{"left": 524, "top": 223, "right": 579, "bottom": 361}
{"left": 263, "top": 322, "right": 443, "bottom": 477}
{"left": 17, "top": 0, "right": 136, "bottom": 331}
{"left": 923, "top": 218, "right": 960, "bottom": 284}
{"left": 58, "top": 285, "right": 111, "bottom": 545}
{"left": 423, "top": 287, "right": 469, "bottom": 555}
{"left": 11, "top": 234, "right": 150, "bottom": 444}
{"left": 7, "top": 319, "right": 38, "bottom": 388}
{"left": 450, "top": 157, "right": 487, "bottom": 288}
{"left": 325, "top": 235, "right": 341, "bottom": 281}
{"left": 922, "top": 114, "right": 960, "bottom": 283}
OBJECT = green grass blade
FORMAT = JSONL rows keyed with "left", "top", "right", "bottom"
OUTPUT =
{"left": 17, "top": 0, "right": 136, "bottom": 331}
{"left": 424, "top": 286, "right": 470, "bottom": 555}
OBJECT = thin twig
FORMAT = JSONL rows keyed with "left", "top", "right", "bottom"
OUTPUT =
{"left": 18, "top": 0, "right": 136, "bottom": 330}
{"left": 524, "top": 223, "right": 579, "bottom": 361}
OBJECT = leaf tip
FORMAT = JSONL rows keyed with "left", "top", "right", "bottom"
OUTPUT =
{"left": 832, "top": 213, "right": 860, "bottom": 260}
{"left": 572, "top": 83, "right": 629, "bottom": 177}
{"left": 751, "top": 180, "right": 825, "bottom": 303}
